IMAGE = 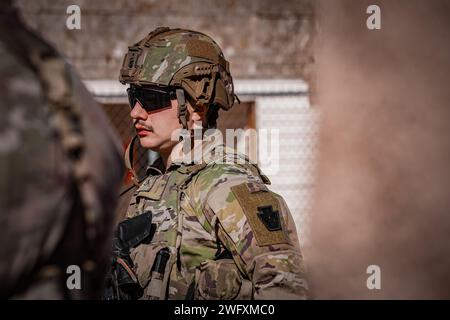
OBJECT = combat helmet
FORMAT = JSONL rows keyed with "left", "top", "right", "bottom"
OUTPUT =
{"left": 119, "top": 27, "right": 238, "bottom": 129}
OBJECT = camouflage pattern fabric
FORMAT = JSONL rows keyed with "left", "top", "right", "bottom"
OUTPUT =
{"left": 120, "top": 28, "right": 228, "bottom": 86}
{"left": 0, "top": 5, "right": 124, "bottom": 299}
{"left": 125, "top": 130, "right": 309, "bottom": 299}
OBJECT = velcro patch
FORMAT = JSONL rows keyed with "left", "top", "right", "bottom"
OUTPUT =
{"left": 186, "top": 39, "right": 217, "bottom": 62}
{"left": 231, "top": 182, "right": 288, "bottom": 246}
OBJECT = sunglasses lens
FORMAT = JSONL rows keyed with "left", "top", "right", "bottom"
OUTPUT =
{"left": 127, "top": 86, "right": 173, "bottom": 111}
{"left": 127, "top": 88, "right": 136, "bottom": 108}
{"left": 140, "top": 90, "right": 171, "bottom": 110}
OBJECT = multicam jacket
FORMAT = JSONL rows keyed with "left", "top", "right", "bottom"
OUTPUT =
{"left": 125, "top": 130, "right": 308, "bottom": 299}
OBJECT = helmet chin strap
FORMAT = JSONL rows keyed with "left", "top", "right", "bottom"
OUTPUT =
{"left": 176, "top": 88, "right": 210, "bottom": 143}
{"left": 176, "top": 88, "right": 188, "bottom": 132}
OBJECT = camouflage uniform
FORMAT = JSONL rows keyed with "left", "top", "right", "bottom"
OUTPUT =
{"left": 116, "top": 27, "right": 308, "bottom": 300}
{"left": 0, "top": 2, "right": 124, "bottom": 299}
{"left": 125, "top": 130, "right": 308, "bottom": 299}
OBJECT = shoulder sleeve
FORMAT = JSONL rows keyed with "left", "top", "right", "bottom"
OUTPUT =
{"left": 191, "top": 162, "right": 309, "bottom": 299}
{"left": 0, "top": 46, "right": 72, "bottom": 297}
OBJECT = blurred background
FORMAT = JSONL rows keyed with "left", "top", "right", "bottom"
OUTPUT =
{"left": 13, "top": 0, "right": 450, "bottom": 299}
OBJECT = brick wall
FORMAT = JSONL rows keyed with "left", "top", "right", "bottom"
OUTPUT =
{"left": 15, "top": 0, "right": 314, "bottom": 80}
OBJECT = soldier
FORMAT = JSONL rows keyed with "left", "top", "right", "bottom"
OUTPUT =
{"left": 0, "top": 1, "right": 124, "bottom": 299}
{"left": 106, "top": 27, "right": 308, "bottom": 300}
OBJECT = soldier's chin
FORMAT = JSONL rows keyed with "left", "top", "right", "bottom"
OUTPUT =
{"left": 138, "top": 134, "right": 161, "bottom": 150}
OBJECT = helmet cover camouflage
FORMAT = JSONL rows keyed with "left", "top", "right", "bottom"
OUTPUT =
{"left": 120, "top": 27, "right": 236, "bottom": 111}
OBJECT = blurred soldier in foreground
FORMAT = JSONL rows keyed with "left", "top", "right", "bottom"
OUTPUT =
{"left": 0, "top": 1, "right": 124, "bottom": 299}
{"left": 104, "top": 27, "right": 308, "bottom": 300}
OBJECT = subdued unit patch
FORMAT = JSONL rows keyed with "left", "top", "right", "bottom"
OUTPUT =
{"left": 231, "top": 182, "right": 288, "bottom": 246}
{"left": 257, "top": 205, "right": 282, "bottom": 231}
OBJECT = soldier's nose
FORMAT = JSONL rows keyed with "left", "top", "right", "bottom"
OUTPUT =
{"left": 130, "top": 101, "right": 147, "bottom": 120}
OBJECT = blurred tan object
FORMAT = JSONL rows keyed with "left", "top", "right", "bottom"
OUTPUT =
{"left": 308, "top": 0, "right": 450, "bottom": 299}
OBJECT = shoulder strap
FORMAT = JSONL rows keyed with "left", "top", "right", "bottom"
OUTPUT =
{"left": 30, "top": 39, "right": 102, "bottom": 272}
{"left": 176, "top": 163, "right": 208, "bottom": 190}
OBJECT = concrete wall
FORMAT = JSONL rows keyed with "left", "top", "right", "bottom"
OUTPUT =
{"left": 15, "top": 0, "right": 314, "bottom": 80}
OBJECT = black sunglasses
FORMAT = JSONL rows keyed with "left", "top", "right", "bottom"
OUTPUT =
{"left": 127, "top": 85, "right": 177, "bottom": 112}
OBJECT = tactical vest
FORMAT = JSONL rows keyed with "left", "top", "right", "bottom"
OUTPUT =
{"left": 126, "top": 145, "right": 262, "bottom": 299}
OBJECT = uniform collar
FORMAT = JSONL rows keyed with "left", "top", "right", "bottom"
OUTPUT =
{"left": 166, "top": 128, "right": 223, "bottom": 171}
{"left": 145, "top": 156, "right": 166, "bottom": 176}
